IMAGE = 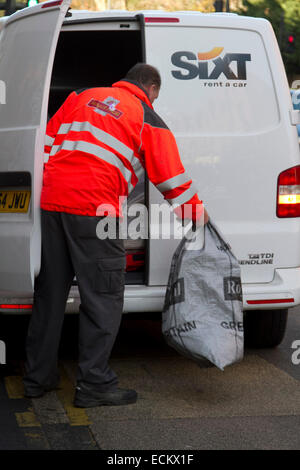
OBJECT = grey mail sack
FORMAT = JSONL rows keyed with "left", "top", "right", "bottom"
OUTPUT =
{"left": 162, "top": 220, "right": 244, "bottom": 370}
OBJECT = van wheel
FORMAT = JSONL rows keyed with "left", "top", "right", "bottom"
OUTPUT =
{"left": 244, "top": 309, "right": 288, "bottom": 348}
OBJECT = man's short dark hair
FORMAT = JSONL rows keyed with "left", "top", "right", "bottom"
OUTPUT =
{"left": 125, "top": 63, "right": 161, "bottom": 89}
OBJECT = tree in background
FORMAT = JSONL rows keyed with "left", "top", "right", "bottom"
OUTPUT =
{"left": 71, "top": 0, "right": 105, "bottom": 9}
{"left": 125, "top": 0, "right": 212, "bottom": 11}
{"left": 71, "top": 0, "right": 216, "bottom": 12}
{"left": 238, "top": 0, "right": 300, "bottom": 81}
{"left": 280, "top": 0, "right": 300, "bottom": 80}
{"left": 70, "top": 0, "right": 242, "bottom": 13}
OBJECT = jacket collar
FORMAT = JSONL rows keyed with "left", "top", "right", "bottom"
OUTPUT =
{"left": 112, "top": 79, "right": 153, "bottom": 109}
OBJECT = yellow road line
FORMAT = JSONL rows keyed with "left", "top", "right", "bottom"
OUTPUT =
{"left": 57, "top": 365, "right": 92, "bottom": 426}
{"left": 24, "top": 431, "right": 50, "bottom": 450}
{"left": 5, "top": 375, "right": 24, "bottom": 399}
{"left": 4, "top": 370, "right": 91, "bottom": 427}
{"left": 15, "top": 410, "right": 41, "bottom": 428}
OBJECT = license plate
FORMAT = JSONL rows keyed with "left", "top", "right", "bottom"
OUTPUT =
{"left": 0, "top": 190, "right": 31, "bottom": 213}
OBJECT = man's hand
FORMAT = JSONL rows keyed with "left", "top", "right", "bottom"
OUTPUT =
{"left": 191, "top": 207, "right": 209, "bottom": 230}
{"left": 192, "top": 203, "right": 209, "bottom": 226}
{"left": 176, "top": 204, "right": 209, "bottom": 227}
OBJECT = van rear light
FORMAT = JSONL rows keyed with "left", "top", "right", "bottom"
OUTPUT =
{"left": 42, "top": 0, "right": 63, "bottom": 8}
{"left": 0, "top": 304, "right": 32, "bottom": 309}
{"left": 144, "top": 17, "right": 179, "bottom": 23}
{"left": 247, "top": 298, "right": 294, "bottom": 305}
{"left": 126, "top": 250, "right": 145, "bottom": 272}
{"left": 277, "top": 165, "right": 300, "bottom": 217}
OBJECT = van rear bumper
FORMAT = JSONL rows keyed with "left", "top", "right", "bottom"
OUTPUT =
{"left": 123, "top": 267, "right": 300, "bottom": 312}
{"left": 0, "top": 268, "right": 299, "bottom": 314}
{"left": 242, "top": 267, "right": 300, "bottom": 310}
{"left": 122, "top": 267, "right": 300, "bottom": 312}
{"left": 73, "top": 267, "right": 300, "bottom": 313}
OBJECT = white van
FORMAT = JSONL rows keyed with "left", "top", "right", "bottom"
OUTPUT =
{"left": 0, "top": 0, "right": 299, "bottom": 348}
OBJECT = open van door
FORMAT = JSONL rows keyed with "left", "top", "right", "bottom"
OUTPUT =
{"left": 0, "top": 0, "right": 70, "bottom": 295}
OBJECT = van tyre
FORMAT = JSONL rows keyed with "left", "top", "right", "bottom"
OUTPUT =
{"left": 244, "top": 309, "right": 288, "bottom": 348}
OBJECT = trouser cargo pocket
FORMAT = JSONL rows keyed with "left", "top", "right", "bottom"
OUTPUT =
{"left": 94, "top": 256, "right": 126, "bottom": 294}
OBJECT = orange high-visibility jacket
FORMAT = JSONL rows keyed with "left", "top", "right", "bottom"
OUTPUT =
{"left": 42, "top": 80, "right": 202, "bottom": 218}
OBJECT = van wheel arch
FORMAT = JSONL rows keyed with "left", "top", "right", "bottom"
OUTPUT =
{"left": 244, "top": 308, "right": 288, "bottom": 348}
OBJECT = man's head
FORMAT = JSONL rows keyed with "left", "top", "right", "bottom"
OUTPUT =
{"left": 125, "top": 63, "right": 161, "bottom": 104}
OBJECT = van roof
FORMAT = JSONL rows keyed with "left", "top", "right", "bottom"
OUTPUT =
{"left": 66, "top": 9, "right": 268, "bottom": 28}
{"left": 68, "top": 9, "right": 238, "bottom": 16}
{"left": 0, "top": 8, "right": 267, "bottom": 31}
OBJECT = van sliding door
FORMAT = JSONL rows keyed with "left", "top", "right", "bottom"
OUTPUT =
{"left": 0, "top": 0, "right": 71, "bottom": 295}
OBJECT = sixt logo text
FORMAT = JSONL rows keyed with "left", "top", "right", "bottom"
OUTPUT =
{"left": 171, "top": 47, "right": 251, "bottom": 81}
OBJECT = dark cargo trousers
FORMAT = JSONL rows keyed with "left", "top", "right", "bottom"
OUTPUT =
{"left": 23, "top": 209, "right": 125, "bottom": 394}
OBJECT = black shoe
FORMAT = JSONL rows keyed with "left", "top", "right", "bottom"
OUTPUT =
{"left": 74, "top": 383, "right": 138, "bottom": 408}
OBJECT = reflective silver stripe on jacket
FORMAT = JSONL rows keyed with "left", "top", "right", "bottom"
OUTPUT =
{"left": 53, "top": 140, "right": 134, "bottom": 192}
{"left": 53, "top": 121, "right": 143, "bottom": 181}
{"left": 166, "top": 183, "right": 198, "bottom": 208}
{"left": 156, "top": 171, "right": 191, "bottom": 193}
{"left": 45, "top": 135, "right": 55, "bottom": 147}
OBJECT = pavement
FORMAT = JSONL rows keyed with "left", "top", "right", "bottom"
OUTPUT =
{"left": 0, "top": 307, "right": 300, "bottom": 450}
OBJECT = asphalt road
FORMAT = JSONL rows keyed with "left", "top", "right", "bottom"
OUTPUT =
{"left": 0, "top": 306, "right": 300, "bottom": 451}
